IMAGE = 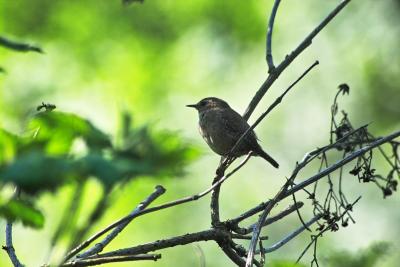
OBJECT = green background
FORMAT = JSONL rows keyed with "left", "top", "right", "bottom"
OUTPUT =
{"left": 1, "top": 0, "right": 399, "bottom": 266}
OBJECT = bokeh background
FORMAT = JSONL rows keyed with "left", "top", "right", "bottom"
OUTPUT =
{"left": 1, "top": 0, "right": 399, "bottom": 266}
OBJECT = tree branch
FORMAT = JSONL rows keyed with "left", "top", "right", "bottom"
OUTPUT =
{"left": 65, "top": 155, "right": 252, "bottom": 263}
{"left": 296, "top": 196, "right": 361, "bottom": 263}
{"left": 261, "top": 214, "right": 322, "bottom": 253}
{"left": 243, "top": 0, "right": 351, "bottom": 120}
{"left": 64, "top": 185, "right": 165, "bottom": 262}
{"left": 239, "top": 202, "right": 304, "bottom": 235}
{"left": 229, "top": 130, "right": 400, "bottom": 226}
{"left": 2, "top": 188, "right": 24, "bottom": 267}
{"left": 228, "top": 60, "right": 319, "bottom": 159}
{"left": 266, "top": 0, "right": 281, "bottom": 71}
{"left": 58, "top": 254, "right": 160, "bottom": 267}
{"left": 91, "top": 229, "right": 228, "bottom": 258}
{"left": 75, "top": 185, "right": 166, "bottom": 259}
{"left": 3, "top": 222, "right": 24, "bottom": 267}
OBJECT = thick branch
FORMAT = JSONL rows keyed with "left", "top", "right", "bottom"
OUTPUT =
{"left": 59, "top": 254, "right": 160, "bottom": 267}
{"left": 66, "top": 153, "right": 252, "bottom": 262}
{"left": 92, "top": 229, "right": 228, "bottom": 258}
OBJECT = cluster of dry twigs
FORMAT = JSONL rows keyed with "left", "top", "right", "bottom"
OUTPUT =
{"left": 3, "top": 0, "right": 400, "bottom": 266}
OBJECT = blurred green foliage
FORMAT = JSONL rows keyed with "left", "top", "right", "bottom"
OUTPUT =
{"left": 0, "top": 109, "right": 197, "bottom": 227}
{"left": 325, "top": 242, "right": 392, "bottom": 267}
{"left": 0, "top": 197, "right": 44, "bottom": 228}
{"left": 0, "top": 0, "right": 399, "bottom": 266}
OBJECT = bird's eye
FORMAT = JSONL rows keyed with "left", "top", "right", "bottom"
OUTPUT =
{"left": 199, "top": 100, "right": 207, "bottom": 106}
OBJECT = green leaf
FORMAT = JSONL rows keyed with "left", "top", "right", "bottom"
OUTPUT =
{"left": 27, "top": 111, "right": 111, "bottom": 154}
{"left": 326, "top": 242, "right": 391, "bottom": 267}
{"left": 0, "top": 150, "right": 73, "bottom": 194}
{"left": 116, "top": 115, "right": 199, "bottom": 179}
{"left": 0, "top": 198, "right": 44, "bottom": 228}
{"left": 75, "top": 153, "right": 121, "bottom": 186}
{"left": 0, "top": 129, "right": 19, "bottom": 164}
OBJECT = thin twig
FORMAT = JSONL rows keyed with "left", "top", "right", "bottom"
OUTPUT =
{"left": 64, "top": 155, "right": 252, "bottom": 262}
{"left": 3, "top": 188, "right": 23, "bottom": 267}
{"left": 218, "top": 243, "right": 248, "bottom": 267}
{"left": 245, "top": 178, "right": 293, "bottom": 267}
{"left": 75, "top": 185, "right": 166, "bottom": 259}
{"left": 243, "top": 0, "right": 351, "bottom": 120}
{"left": 228, "top": 130, "right": 400, "bottom": 226}
{"left": 237, "top": 202, "right": 304, "bottom": 235}
{"left": 291, "top": 186, "right": 312, "bottom": 232}
{"left": 296, "top": 196, "right": 361, "bottom": 263}
{"left": 3, "top": 222, "right": 24, "bottom": 267}
{"left": 266, "top": 0, "right": 281, "bottom": 71}
{"left": 64, "top": 186, "right": 165, "bottom": 262}
{"left": 229, "top": 60, "right": 319, "bottom": 158}
{"left": 58, "top": 254, "right": 160, "bottom": 267}
{"left": 261, "top": 214, "right": 323, "bottom": 253}
{"left": 231, "top": 234, "right": 269, "bottom": 240}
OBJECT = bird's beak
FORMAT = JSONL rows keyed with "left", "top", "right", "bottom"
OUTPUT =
{"left": 186, "top": 104, "right": 198, "bottom": 109}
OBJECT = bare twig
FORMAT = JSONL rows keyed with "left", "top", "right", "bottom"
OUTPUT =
{"left": 75, "top": 185, "right": 166, "bottom": 259}
{"left": 64, "top": 186, "right": 165, "bottom": 262}
{"left": 245, "top": 178, "right": 293, "bottom": 267}
{"left": 261, "top": 214, "right": 323, "bottom": 253}
{"left": 218, "top": 244, "right": 248, "bottom": 267}
{"left": 231, "top": 234, "right": 269, "bottom": 241}
{"left": 296, "top": 196, "right": 362, "bottom": 263}
{"left": 266, "top": 0, "right": 281, "bottom": 71}
{"left": 65, "top": 155, "right": 252, "bottom": 262}
{"left": 3, "top": 189, "right": 24, "bottom": 267}
{"left": 236, "top": 202, "right": 304, "bottom": 235}
{"left": 229, "top": 130, "right": 400, "bottom": 226}
{"left": 3, "top": 222, "right": 24, "bottom": 267}
{"left": 291, "top": 186, "right": 312, "bottom": 232}
{"left": 243, "top": 0, "right": 351, "bottom": 120}
{"left": 210, "top": 176, "right": 222, "bottom": 227}
{"left": 229, "top": 60, "right": 319, "bottom": 159}
{"left": 91, "top": 229, "right": 228, "bottom": 258}
{"left": 59, "top": 254, "right": 160, "bottom": 267}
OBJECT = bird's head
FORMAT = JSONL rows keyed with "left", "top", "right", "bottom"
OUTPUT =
{"left": 186, "top": 97, "right": 230, "bottom": 112}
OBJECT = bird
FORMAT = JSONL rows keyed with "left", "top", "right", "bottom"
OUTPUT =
{"left": 186, "top": 97, "right": 279, "bottom": 168}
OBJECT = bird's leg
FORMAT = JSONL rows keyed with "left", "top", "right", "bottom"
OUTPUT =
{"left": 216, "top": 156, "right": 237, "bottom": 177}
{"left": 216, "top": 156, "right": 226, "bottom": 177}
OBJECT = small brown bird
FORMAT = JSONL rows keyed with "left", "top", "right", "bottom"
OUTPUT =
{"left": 187, "top": 97, "right": 279, "bottom": 168}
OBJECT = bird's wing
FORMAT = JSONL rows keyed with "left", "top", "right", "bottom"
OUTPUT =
{"left": 220, "top": 109, "right": 258, "bottom": 141}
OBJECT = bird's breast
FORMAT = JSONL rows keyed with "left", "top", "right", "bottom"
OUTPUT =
{"left": 198, "top": 109, "right": 231, "bottom": 155}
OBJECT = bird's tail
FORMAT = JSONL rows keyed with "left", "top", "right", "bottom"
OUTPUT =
{"left": 257, "top": 149, "right": 279, "bottom": 168}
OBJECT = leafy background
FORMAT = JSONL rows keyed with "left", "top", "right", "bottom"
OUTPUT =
{"left": 0, "top": 0, "right": 399, "bottom": 266}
